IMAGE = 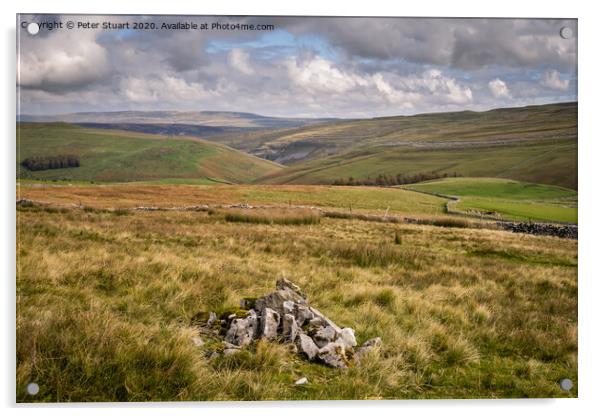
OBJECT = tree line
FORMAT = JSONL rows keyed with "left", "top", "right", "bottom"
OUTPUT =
{"left": 21, "top": 155, "right": 80, "bottom": 171}
{"left": 332, "top": 171, "right": 459, "bottom": 187}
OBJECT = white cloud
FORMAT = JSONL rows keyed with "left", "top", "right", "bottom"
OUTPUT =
{"left": 228, "top": 49, "right": 254, "bottom": 75}
{"left": 540, "top": 69, "right": 570, "bottom": 91}
{"left": 18, "top": 30, "right": 109, "bottom": 91}
{"left": 285, "top": 56, "right": 366, "bottom": 94}
{"left": 120, "top": 75, "right": 211, "bottom": 103}
{"left": 488, "top": 78, "right": 511, "bottom": 99}
{"left": 285, "top": 56, "right": 472, "bottom": 110}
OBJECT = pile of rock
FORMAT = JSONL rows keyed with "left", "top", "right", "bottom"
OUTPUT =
{"left": 191, "top": 278, "right": 381, "bottom": 368}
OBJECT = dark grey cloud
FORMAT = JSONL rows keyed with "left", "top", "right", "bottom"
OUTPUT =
{"left": 282, "top": 17, "right": 576, "bottom": 71}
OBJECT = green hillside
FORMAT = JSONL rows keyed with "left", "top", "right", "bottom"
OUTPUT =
{"left": 258, "top": 138, "right": 576, "bottom": 189}
{"left": 405, "top": 177, "right": 577, "bottom": 223}
{"left": 17, "top": 123, "right": 282, "bottom": 183}
{"left": 239, "top": 102, "right": 577, "bottom": 189}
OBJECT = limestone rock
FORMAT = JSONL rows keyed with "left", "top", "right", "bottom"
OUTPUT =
{"left": 240, "top": 297, "right": 256, "bottom": 309}
{"left": 223, "top": 348, "right": 241, "bottom": 356}
{"left": 296, "top": 332, "right": 319, "bottom": 360}
{"left": 255, "top": 279, "right": 307, "bottom": 315}
{"left": 259, "top": 307, "right": 280, "bottom": 340}
{"left": 207, "top": 311, "right": 217, "bottom": 327}
{"left": 283, "top": 300, "right": 295, "bottom": 315}
{"left": 355, "top": 337, "right": 382, "bottom": 360}
{"left": 294, "top": 377, "right": 308, "bottom": 385}
{"left": 309, "top": 306, "right": 342, "bottom": 333}
{"left": 318, "top": 341, "right": 348, "bottom": 368}
{"left": 282, "top": 313, "right": 299, "bottom": 342}
{"left": 222, "top": 341, "right": 241, "bottom": 349}
{"left": 313, "top": 325, "right": 337, "bottom": 348}
{"left": 224, "top": 310, "right": 258, "bottom": 346}
{"left": 361, "top": 337, "right": 382, "bottom": 348}
{"left": 294, "top": 304, "right": 314, "bottom": 326}
{"left": 276, "top": 278, "right": 306, "bottom": 298}
{"left": 336, "top": 327, "right": 357, "bottom": 350}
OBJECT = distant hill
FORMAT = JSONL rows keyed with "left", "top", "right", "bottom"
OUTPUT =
{"left": 17, "top": 123, "right": 282, "bottom": 183}
{"left": 249, "top": 102, "right": 577, "bottom": 189}
{"left": 20, "top": 110, "right": 337, "bottom": 129}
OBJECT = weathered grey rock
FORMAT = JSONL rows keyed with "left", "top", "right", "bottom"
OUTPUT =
{"left": 240, "top": 297, "right": 256, "bottom": 309}
{"left": 336, "top": 327, "right": 357, "bottom": 350}
{"left": 309, "top": 307, "right": 342, "bottom": 333}
{"left": 207, "top": 311, "right": 217, "bottom": 327}
{"left": 255, "top": 279, "right": 307, "bottom": 315}
{"left": 318, "top": 341, "right": 348, "bottom": 368}
{"left": 295, "top": 332, "right": 319, "bottom": 360}
{"left": 361, "top": 337, "right": 382, "bottom": 348}
{"left": 294, "top": 304, "right": 314, "bottom": 326}
{"left": 313, "top": 325, "right": 337, "bottom": 348}
{"left": 276, "top": 278, "right": 306, "bottom": 298}
{"left": 294, "top": 377, "right": 308, "bottom": 385}
{"left": 282, "top": 313, "right": 299, "bottom": 342}
{"left": 307, "top": 317, "right": 325, "bottom": 334}
{"left": 222, "top": 341, "right": 241, "bottom": 349}
{"left": 259, "top": 307, "right": 280, "bottom": 340}
{"left": 191, "top": 336, "right": 205, "bottom": 347}
{"left": 283, "top": 300, "right": 295, "bottom": 315}
{"left": 224, "top": 310, "right": 258, "bottom": 346}
{"left": 355, "top": 337, "right": 382, "bottom": 360}
{"left": 223, "top": 348, "right": 241, "bottom": 356}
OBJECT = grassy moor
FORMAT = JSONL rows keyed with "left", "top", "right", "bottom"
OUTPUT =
{"left": 16, "top": 107, "right": 578, "bottom": 401}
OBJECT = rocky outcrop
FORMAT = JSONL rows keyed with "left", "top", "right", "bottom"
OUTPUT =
{"left": 191, "top": 278, "right": 381, "bottom": 368}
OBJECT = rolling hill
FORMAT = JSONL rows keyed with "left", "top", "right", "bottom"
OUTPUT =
{"left": 249, "top": 102, "right": 577, "bottom": 188}
{"left": 18, "top": 102, "right": 578, "bottom": 189}
{"left": 16, "top": 123, "right": 282, "bottom": 183}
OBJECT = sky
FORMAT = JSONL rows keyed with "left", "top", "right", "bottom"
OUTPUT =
{"left": 17, "top": 15, "right": 577, "bottom": 118}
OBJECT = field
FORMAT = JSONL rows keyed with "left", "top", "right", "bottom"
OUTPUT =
{"left": 16, "top": 184, "right": 577, "bottom": 401}
{"left": 17, "top": 183, "right": 447, "bottom": 217}
{"left": 404, "top": 178, "right": 578, "bottom": 224}
{"left": 17, "top": 123, "right": 282, "bottom": 183}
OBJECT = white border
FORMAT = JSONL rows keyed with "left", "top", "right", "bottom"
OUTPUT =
{"left": 3, "top": 1, "right": 601, "bottom": 415}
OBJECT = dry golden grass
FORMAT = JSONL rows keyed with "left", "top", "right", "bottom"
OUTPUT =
{"left": 17, "top": 183, "right": 446, "bottom": 216}
{"left": 16, "top": 195, "right": 577, "bottom": 401}
{"left": 222, "top": 208, "right": 321, "bottom": 225}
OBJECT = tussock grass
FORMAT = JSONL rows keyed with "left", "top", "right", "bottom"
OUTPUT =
{"left": 223, "top": 208, "right": 321, "bottom": 225}
{"left": 411, "top": 216, "right": 474, "bottom": 229}
{"left": 329, "top": 241, "right": 424, "bottom": 269}
{"left": 16, "top": 203, "right": 577, "bottom": 401}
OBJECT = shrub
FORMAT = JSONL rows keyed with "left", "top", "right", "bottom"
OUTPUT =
{"left": 21, "top": 154, "right": 80, "bottom": 171}
{"left": 332, "top": 171, "right": 460, "bottom": 187}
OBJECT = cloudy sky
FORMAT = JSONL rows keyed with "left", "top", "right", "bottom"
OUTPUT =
{"left": 17, "top": 15, "right": 577, "bottom": 118}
